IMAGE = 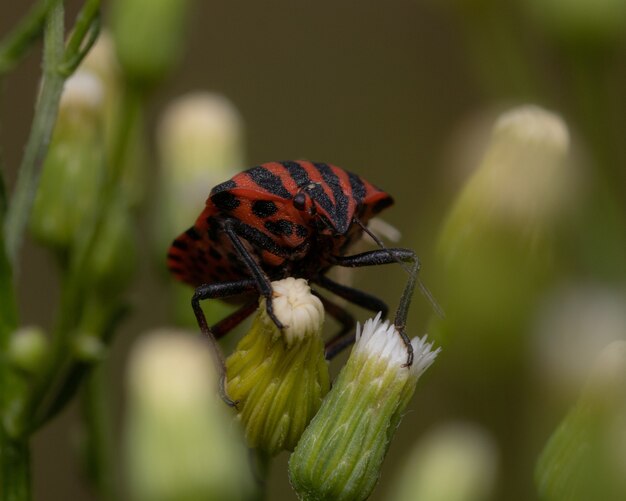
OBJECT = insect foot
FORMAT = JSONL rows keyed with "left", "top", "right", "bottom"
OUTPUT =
{"left": 226, "top": 277, "right": 330, "bottom": 456}
{"left": 289, "top": 313, "right": 440, "bottom": 501}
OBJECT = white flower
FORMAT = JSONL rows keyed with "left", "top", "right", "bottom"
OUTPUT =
{"left": 260, "top": 277, "right": 324, "bottom": 345}
{"left": 354, "top": 312, "right": 440, "bottom": 379}
{"left": 289, "top": 314, "right": 440, "bottom": 501}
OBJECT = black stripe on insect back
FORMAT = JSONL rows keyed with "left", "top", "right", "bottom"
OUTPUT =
{"left": 348, "top": 171, "right": 366, "bottom": 207}
{"left": 246, "top": 166, "right": 292, "bottom": 199}
{"left": 281, "top": 161, "right": 310, "bottom": 187}
{"left": 282, "top": 161, "right": 341, "bottom": 225}
{"left": 314, "top": 163, "right": 350, "bottom": 231}
{"left": 212, "top": 191, "right": 241, "bottom": 211}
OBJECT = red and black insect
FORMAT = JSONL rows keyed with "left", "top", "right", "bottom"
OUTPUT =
{"left": 168, "top": 161, "right": 426, "bottom": 404}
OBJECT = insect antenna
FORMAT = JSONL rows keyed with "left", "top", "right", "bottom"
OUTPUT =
{"left": 354, "top": 217, "right": 445, "bottom": 318}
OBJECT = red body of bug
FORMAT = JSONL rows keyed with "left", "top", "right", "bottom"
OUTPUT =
{"left": 167, "top": 160, "right": 421, "bottom": 404}
{"left": 167, "top": 160, "right": 393, "bottom": 288}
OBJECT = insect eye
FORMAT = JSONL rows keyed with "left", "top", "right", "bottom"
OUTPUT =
{"left": 293, "top": 192, "right": 306, "bottom": 211}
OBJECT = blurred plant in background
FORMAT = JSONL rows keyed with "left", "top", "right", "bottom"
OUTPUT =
{"left": 0, "top": 0, "right": 625, "bottom": 500}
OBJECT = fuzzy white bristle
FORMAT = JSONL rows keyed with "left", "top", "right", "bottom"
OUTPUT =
{"left": 354, "top": 313, "right": 440, "bottom": 377}
{"left": 262, "top": 278, "right": 324, "bottom": 345}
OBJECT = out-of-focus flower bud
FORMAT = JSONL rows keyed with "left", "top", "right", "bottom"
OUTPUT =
{"left": 80, "top": 31, "right": 145, "bottom": 208}
{"left": 73, "top": 333, "right": 106, "bottom": 362}
{"left": 433, "top": 106, "right": 573, "bottom": 351}
{"left": 157, "top": 92, "right": 244, "bottom": 245}
{"left": 8, "top": 327, "right": 48, "bottom": 375}
{"left": 125, "top": 330, "right": 253, "bottom": 501}
{"left": 156, "top": 92, "right": 244, "bottom": 327}
{"left": 532, "top": 284, "right": 626, "bottom": 404}
{"left": 30, "top": 70, "right": 106, "bottom": 255}
{"left": 524, "top": 0, "right": 626, "bottom": 48}
{"left": 289, "top": 314, "right": 439, "bottom": 501}
{"left": 226, "top": 278, "right": 329, "bottom": 456}
{"left": 110, "top": 0, "right": 193, "bottom": 87}
{"left": 536, "top": 341, "right": 626, "bottom": 500}
{"left": 389, "top": 423, "right": 498, "bottom": 501}
{"left": 432, "top": 104, "right": 575, "bottom": 498}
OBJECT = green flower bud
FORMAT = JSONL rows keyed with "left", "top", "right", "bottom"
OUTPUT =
{"left": 226, "top": 278, "right": 329, "bottom": 456}
{"left": 532, "top": 285, "right": 626, "bottom": 404}
{"left": 30, "top": 70, "right": 106, "bottom": 255}
{"left": 536, "top": 341, "right": 626, "bottom": 500}
{"left": 389, "top": 423, "right": 498, "bottom": 501}
{"left": 156, "top": 92, "right": 245, "bottom": 327}
{"left": 73, "top": 333, "right": 106, "bottom": 362}
{"left": 82, "top": 31, "right": 146, "bottom": 208}
{"left": 110, "top": 0, "right": 193, "bottom": 86}
{"left": 125, "top": 330, "right": 253, "bottom": 501}
{"left": 433, "top": 106, "right": 572, "bottom": 352}
{"left": 157, "top": 92, "right": 244, "bottom": 248}
{"left": 289, "top": 314, "right": 439, "bottom": 501}
{"left": 8, "top": 327, "right": 48, "bottom": 375}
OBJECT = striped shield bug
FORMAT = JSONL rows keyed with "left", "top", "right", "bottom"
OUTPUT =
{"left": 167, "top": 161, "right": 437, "bottom": 405}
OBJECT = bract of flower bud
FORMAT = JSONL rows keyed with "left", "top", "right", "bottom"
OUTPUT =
{"left": 389, "top": 423, "right": 498, "bottom": 501}
{"left": 289, "top": 314, "right": 439, "bottom": 501}
{"left": 125, "top": 330, "right": 253, "bottom": 501}
{"left": 226, "top": 278, "right": 329, "bottom": 456}
{"left": 30, "top": 70, "right": 106, "bottom": 253}
{"left": 8, "top": 327, "right": 48, "bottom": 375}
{"left": 536, "top": 341, "right": 626, "bottom": 501}
{"left": 111, "top": 0, "right": 192, "bottom": 86}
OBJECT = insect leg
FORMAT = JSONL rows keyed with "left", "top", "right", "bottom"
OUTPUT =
{"left": 211, "top": 299, "right": 258, "bottom": 339}
{"left": 193, "top": 279, "right": 256, "bottom": 406}
{"left": 314, "top": 274, "right": 389, "bottom": 359}
{"left": 223, "top": 219, "right": 286, "bottom": 330}
{"left": 330, "top": 248, "right": 419, "bottom": 367}
{"left": 312, "top": 292, "right": 357, "bottom": 360}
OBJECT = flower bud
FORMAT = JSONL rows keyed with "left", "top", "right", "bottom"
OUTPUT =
{"left": 389, "top": 423, "right": 498, "bottom": 501}
{"left": 81, "top": 31, "right": 145, "bottom": 208}
{"left": 289, "top": 314, "right": 439, "bottom": 501}
{"left": 536, "top": 341, "right": 626, "bottom": 500}
{"left": 8, "top": 327, "right": 48, "bottom": 375}
{"left": 111, "top": 0, "right": 193, "bottom": 86}
{"left": 532, "top": 285, "right": 626, "bottom": 403}
{"left": 30, "top": 70, "right": 106, "bottom": 254}
{"left": 157, "top": 92, "right": 244, "bottom": 245}
{"left": 433, "top": 106, "right": 573, "bottom": 354}
{"left": 226, "top": 278, "right": 329, "bottom": 456}
{"left": 125, "top": 330, "right": 253, "bottom": 501}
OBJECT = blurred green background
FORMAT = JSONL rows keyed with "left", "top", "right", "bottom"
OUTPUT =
{"left": 2, "top": 0, "right": 625, "bottom": 500}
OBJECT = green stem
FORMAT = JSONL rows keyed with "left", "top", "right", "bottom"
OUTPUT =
{"left": 0, "top": 439, "right": 30, "bottom": 501}
{"left": 0, "top": 0, "right": 61, "bottom": 76}
{"left": 252, "top": 450, "right": 271, "bottom": 501}
{"left": 3, "top": 2, "right": 66, "bottom": 269}
{"left": 58, "top": 0, "right": 101, "bottom": 77}
{"left": 80, "top": 365, "right": 116, "bottom": 501}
